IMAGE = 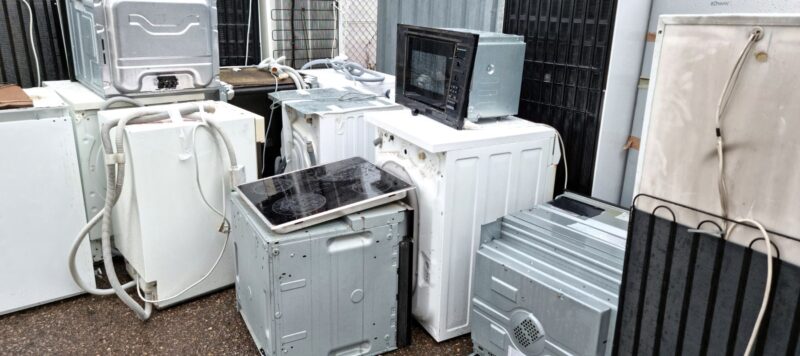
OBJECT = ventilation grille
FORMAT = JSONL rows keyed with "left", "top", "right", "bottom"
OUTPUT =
{"left": 514, "top": 317, "right": 543, "bottom": 350}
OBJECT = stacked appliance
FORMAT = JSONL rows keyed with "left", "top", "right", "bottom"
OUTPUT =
{"left": 44, "top": 80, "right": 224, "bottom": 260}
{"left": 65, "top": 0, "right": 220, "bottom": 97}
{"left": 85, "top": 101, "right": 258, "bottom": 309}
{"left": 269, "top": 87, "right": 400, "bottom": 172}
{"left": 57, "top": 0, "right": 265, "bottom": 320}
{"left": 471, "top": 193, "right": 628, "bottom": 356}
{"left": 395, "top": 25, "right": 525, "bottom": 129}
{"left": 230, "top": 157, "right": 415, "bottom": 355}
{"left": 365, "top": 25, "right": 559, "bottom": 341}
{"left": 0, "top": 88, "right": 94, "bottom": 315}
{"left": 368, "top": 108, "right": 560, "bottom": 341}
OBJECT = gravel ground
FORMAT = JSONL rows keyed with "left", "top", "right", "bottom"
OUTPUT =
{"left": 0, "top": 288, "right": 472, "bottom": 355}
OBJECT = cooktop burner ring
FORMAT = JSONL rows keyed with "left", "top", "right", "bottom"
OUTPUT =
{"left": 272, "top": 193, "right": 327, "bottom": 216}
{"left": 320, "top": 165, "right": 382, "bottom": 183}
{"left": 349, "top": 179, "right": 392, "bottom": 194}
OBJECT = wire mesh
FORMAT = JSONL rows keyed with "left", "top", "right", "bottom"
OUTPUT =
{"left": 339, "top": 0, "right": 378, "bottom": 69}
{"left": 269, "top": 0, "right": 339, "bottom": 68}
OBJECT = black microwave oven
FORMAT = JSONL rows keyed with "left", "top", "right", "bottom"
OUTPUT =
{"left": 395, "top": 24, "right": 525, "bottom": 130}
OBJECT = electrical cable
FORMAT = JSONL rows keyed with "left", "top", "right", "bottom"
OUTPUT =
{"left": 715, "top": 28, "right": 761, "bottom": 222}
{"left": 555, "top": 130, "right": 568, "bottom": 191}
{"left": 136, "top": 121, "right": 231, "bottom": 304}
{"left": 713, "top": 27, "right": 772, "bottom": 356}
{"left": 261, "top": 75, "right": 281, "bottom": 177}
{"left": 19, "top": 0, "right": 40, "bottom": 87}
{"left": 726, "top": 219, "right": 773, "bottom": 356}
{"left": 54, "top": 0, "right": 71, "bottom": 78}
{"left": 530, "top": 123, "right": 568, "bottom": 191}
{"left": 244, "top": 0, "right": 253, "bottom": 66}
{"left": 331, "top": 1, "right": 339, "bottom": 58}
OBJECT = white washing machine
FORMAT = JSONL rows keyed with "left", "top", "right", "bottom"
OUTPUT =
{"left": 367, "top": 109, "right": 560, "bottom": 341}
{"left": 0, "top": 88, "right": 94, "bottom": 315}
{"left": 43, "top": 80, "right": 219, "bottom": 260}
{"left": 97, "top": 101, "right": 258, "bottom": 307}
{"left": 269, "top": 88, "right": 401, "bottom": 173}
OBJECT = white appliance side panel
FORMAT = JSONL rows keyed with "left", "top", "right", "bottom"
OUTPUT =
{"left": 636, "top": 17, "right": 800, "bottom": 263}
{"left": 0, "top": 117, "right": 94, "bottom": 315}
{"left": 438, "top": 138, "right": 556, "bottom": 339}
{"left": 117, "top": 117, "right": 257, "bottom": 307}
{"left": 318, "top": 112, "right": 377, "bottom": 164}
{"left": 373, "top": 132, "right": 445, "bottom": 334}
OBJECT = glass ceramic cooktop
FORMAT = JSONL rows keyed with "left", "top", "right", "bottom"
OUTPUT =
{"left": 238, "top": 157, "right": 413, "bottom": 229}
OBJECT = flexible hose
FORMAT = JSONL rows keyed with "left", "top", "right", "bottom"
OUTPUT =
{"left": 100, "top": 96, "right": 145, "bottom": 111}
{"left": 67, "top": 99, "right": 146, "bottom": 296}
{"left": 301, "top": 58, "right": 385, "bottom": 83}
{"left": 98, "top": 104, "right": 219, "bottom": 319}
{"left": 68, "top": 207, "right": 136, "bottom": 295}
{"left": 257, "top": 57, "right": 307, "bottom": 89}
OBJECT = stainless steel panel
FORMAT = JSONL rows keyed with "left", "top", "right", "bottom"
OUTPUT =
{"left": 232, "top": 194, "right": 409, "bottom": 356}
{"left": 459, "top": 29, "right": 524, "bottom": 121}
{"left": 471, "top": 193, "right": 627, "bottom": 356}
{"left": 66, "top": 0, "right": 220, "bottom": 97}
{"left": 376, "top": 0, "right": 505, "bottom": 74}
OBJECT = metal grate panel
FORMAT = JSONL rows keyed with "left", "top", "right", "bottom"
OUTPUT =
{"left": 268, "top": 0, "right": 339, "bottom": 68}
{"left": 218, "top": 0, "right": 261, "bottom": 66}
{"left": 504, "top": 0, "right": 616, "bottom": 195}
{"left": 615, "top": 195, "right": 800, "bottom": 355}
{"left": 0, "top": 0, "right": 71, "bottom": 88}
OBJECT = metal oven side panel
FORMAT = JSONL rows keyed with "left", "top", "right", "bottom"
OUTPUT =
{"left": 272, "top": 210, "right": 404, "bottom": 355}
{"left": 231, "top": 195, "right": 276, "bottom": 355}
{"left": 467, "top": 37, "right": 525, "bottom": 121}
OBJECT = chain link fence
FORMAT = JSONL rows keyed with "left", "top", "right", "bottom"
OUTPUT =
{"left": 339, "top": 0, "right": 378, "bottom": 69}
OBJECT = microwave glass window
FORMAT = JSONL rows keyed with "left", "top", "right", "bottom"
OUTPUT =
{"left": 405, "top": 36, "right": 454, "bottom": 110}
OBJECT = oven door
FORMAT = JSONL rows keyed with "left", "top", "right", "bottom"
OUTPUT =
{"left": 402, "top": 36, "right": 455, "bottom": 112}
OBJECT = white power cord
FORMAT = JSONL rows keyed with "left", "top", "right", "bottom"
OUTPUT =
{"left": 260, "top": 74, "right": 281, "bottom": 177}
{"left": 20, "top": 0, "right": 40, "bottom": 87}
{"left": 244, "top": 0, "right": 253, "bottom": 66}
{"left": 135, "top": 110, "right": 231, "bottom": 304}
{"left": 715, "top": 28, "right": 762, "bottom": 221}
{"left": 331, "top": 1, "right": 340, "bottom": 58}
{"left": 54, "top": 0, "right": 71, "bottom": 77}
{"left": 532, "top": 123, "right": 568, "bottom": 191}
{"left": 714, "top": 27, "right": 773, "bottom": 356}
{"left": 726, "top": 219, "right": 773, "bottom": 356}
